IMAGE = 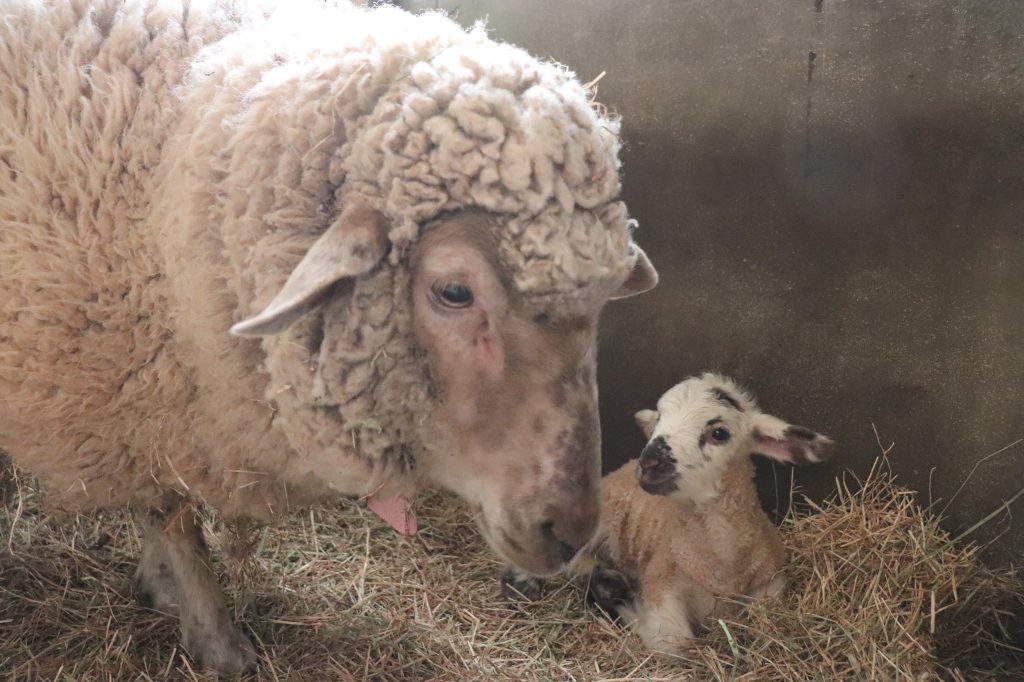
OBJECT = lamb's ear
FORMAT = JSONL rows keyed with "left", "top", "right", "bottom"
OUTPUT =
{"left": 634, "top": 409, "right": 660, "bottom": 439}
{"left": 750, "top": 412, "right": 835, "bottom": 466}
{"left": 230, "top": 203, "right": 389, "bottom": 337}
{"left": 611, "top": 243, "right": 658, "bottom": 299}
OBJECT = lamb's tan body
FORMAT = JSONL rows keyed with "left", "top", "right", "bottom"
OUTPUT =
{"left": 594, "top": 457, "right": 787, "bottom": 650}
{"left": 571, "top": 374, "right": 833, "bottom": 655}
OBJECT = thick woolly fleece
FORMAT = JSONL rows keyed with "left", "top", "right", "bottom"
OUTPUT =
{"left": 0, "top": 1, "right": 635, "bottom": 517}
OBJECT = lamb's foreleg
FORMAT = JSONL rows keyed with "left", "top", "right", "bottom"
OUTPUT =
{"left": 135, "top": 505, "right": 257, "bottom": 675}
{"left": 620, "top": 582, "right": 710, "bottom": 656}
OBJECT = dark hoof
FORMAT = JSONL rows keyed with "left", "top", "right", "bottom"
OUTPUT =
{"left": 500, "top": 566, "right": 543, "bottom": 601}
{"left": 585, "top": 565, "right": 634, "bottom": 617}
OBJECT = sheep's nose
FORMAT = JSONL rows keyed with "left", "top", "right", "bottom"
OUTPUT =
{"left": 636, "top": 437, "right": 679, "bottom": 494}
{"left": 541, "top": 497, "right": 599, "bottom": 561}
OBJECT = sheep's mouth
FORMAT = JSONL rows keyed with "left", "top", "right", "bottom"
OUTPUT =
{"left": 638, "top": 473, "right": 679, "bottom": 496}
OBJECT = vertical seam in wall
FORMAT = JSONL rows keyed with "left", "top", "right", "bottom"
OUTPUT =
{"left": 804, "top": 0, "right": 828, "bottom": 178}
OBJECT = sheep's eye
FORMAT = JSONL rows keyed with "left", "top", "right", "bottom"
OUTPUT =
{"left": 432, "top": 282, "right": 473, "bottom": 308}
{"left": 710, "top": 427, "right": 731, "bottom": 443}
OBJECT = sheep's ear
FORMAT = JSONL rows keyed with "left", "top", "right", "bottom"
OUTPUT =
{"left": 750, "top": 412, "right": 835, "bottom": 466}
{"left": 634, "top": 409, "right": 659, "bottom": 439}
{"left": 611, "top": 243, "right": 658, "bottom": 299}
{"left": 230, "top": 203, "right": 389, "bottom": 337}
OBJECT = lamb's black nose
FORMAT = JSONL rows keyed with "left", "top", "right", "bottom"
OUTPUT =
{"left": 638, "top": 436, "right": 672, "bottom": 472}
{"left": 636, "top": 437, "right": 679, "bottom": 494}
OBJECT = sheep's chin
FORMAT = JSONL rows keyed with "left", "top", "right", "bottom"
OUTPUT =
{"left": 473, "top": 512, "right": 572, "bottom": 578}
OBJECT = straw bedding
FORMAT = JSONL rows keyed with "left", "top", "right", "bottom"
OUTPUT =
{"left": 1, "top": 455, "right": 1021, "bottom": 681}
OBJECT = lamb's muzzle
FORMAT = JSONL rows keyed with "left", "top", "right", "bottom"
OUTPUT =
{"left": 636, "top": 436, "right": 679, "bottom": 495}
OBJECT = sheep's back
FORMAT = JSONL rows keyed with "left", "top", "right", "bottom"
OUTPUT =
{"left": 0, "top": 0, "right": 232, "bottom": 510}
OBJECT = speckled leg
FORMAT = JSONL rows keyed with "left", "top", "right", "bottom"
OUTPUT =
{"left": 134, "top": 517, "right": 181, "bottom": 615}
{"left": 136, "top": 506, "right": 257, "bottom": 675}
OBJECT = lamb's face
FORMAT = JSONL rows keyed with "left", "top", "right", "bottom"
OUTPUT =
{"left": 634, "top": 374, "right": 834, "bottom": 506}
{"left": 408, "top": 211, "right": 638, "bottom": 576}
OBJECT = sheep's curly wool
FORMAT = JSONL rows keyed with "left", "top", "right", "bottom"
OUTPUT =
{"left": 0, "top": 0, "right": 636, "bottom": 518}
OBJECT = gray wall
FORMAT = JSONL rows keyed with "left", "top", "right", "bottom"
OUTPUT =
{"left": 409, "top": 0, "right": 1024, "bottom": 563}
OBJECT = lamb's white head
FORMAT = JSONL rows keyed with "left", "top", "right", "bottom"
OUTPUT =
{"left": 633, "top": 373, "right": 834, "bottom": 506}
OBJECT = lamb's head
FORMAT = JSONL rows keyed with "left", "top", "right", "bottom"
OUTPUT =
{"left": 633, "top": 374, "right": 834, "bottom": 506}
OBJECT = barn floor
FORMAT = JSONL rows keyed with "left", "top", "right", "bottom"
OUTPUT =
{"left": 1, "top": 459, "right": 1022, "bottom": 681}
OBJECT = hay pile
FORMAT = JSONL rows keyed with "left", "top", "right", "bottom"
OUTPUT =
{"left": 1, "top": 456, "right": 1021, "bottom": 681}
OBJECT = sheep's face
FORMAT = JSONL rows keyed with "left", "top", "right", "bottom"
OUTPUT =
{"left": 409, "top": 211, "right": 648, "bottom": 576}
{"left": 232, "top": 204, "right": 657, "bottom": 577}
{"left": 634, "top": 374, "right": 835, "bottom": 507}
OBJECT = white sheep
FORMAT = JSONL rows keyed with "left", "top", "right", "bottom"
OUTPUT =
{"left": 586, "top": 373, "right": 834, "bottom": 654}
{"left": 501, "top": 374, "right": 833, "bottom": 654}
{"left": 0, "top": 0, "right": 657, "bottom": 673}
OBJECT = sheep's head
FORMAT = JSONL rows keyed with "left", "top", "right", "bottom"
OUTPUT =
{"left": 225, "top": 10, "right": 660, "bottom": 576}
{"left": 633, "top": 374, "right": 834, "bottom": 506}
{"left": 232, "top": 203, "right": 656, "bottom": 576}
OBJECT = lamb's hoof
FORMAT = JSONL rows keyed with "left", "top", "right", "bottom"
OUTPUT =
{"left": 183, "top": 621, "right": 258, "bottom": 676}
{"left": 585, "top": 565, "right": 634, "bottom": 616}
{"left": 500, "top": 566, "right": 543, "bottom": 601}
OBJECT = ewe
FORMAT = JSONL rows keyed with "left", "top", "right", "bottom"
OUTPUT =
{"left": 0, "top": 0, "right": 656, "bottom": 672}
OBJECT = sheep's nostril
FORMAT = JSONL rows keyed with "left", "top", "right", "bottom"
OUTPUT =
{"left": 540, "top": 520, "right": 583, "bottom": 564}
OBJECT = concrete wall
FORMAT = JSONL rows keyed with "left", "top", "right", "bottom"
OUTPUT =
{"left": 406, "top": 0, "right": 1024, "bottom": 563}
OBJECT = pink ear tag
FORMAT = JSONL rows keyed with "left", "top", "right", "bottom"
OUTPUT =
{"left": 367, "top": 496, "right": 418, "bottom": 535}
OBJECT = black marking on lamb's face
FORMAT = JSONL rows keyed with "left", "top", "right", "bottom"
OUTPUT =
{"left": 785, "top": 425, "right": 817, "bottom": 441}
{"left": 787, "top": 444, "right": 811, "bottom": 465}
{"left": 710, "top": 388, "right": 743, "bottom": 412}
{"left": 698, "top": 417, "right": 723, "bottom": 458}
{"left": 637, "top": 437, "right": 680, "bottom": 494}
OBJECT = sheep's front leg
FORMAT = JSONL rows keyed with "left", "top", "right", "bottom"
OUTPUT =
{"left": 136, "top": 506, "right": 257, "bottom": 675}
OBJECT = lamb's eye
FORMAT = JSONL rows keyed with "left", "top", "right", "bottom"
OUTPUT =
{"left": 710, "top": 427, "right": 731, "bottom": 443}
{"left": 432, "top": 282, "right": 473, "bottom": 308}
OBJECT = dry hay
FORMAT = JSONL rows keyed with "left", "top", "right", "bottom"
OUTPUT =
{"left": 1, "top": 455, "right": 1022, "bottom": 681}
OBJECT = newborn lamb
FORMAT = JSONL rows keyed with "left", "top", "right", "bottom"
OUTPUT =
{"left": 589, "top": 373, "right": 834, "bottom": 653}
{"left": 502, "top": 373, "right": 834, "bottom": 655}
